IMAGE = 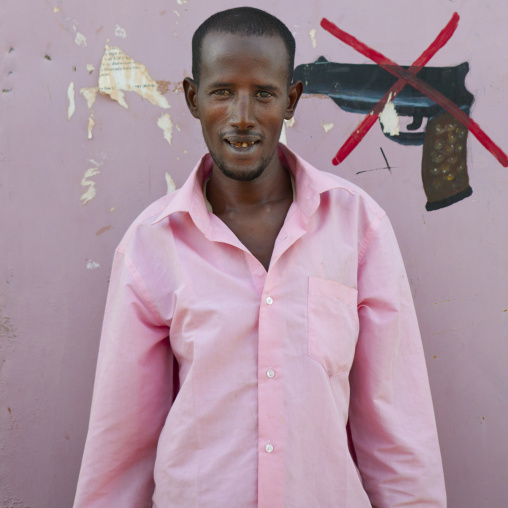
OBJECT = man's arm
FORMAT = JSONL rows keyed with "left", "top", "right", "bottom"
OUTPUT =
{"left": 349, "top": 215, "right": 446, "bottom": 507}
{"left": 73, "top": 250, "right": 174, "bottom": 508}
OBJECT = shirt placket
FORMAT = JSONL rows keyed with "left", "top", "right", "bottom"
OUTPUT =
{"left": 257, "top": 206, "right": 310, "bottom": 508}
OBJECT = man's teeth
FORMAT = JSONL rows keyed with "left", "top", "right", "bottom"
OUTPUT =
{"left": 229, "top": 141, "right": 256, "bottom": 148}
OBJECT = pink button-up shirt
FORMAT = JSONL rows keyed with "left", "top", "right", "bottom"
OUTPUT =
{"left": 74, "top": 144, "right": 446, "bottom": 508}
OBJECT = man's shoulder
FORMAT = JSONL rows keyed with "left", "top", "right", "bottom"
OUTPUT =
{"left": 280, "top": 146, "right": 386, "bottom": 218}
{"left": 116, "top": 190, "right": 182, "bottom": 254}
{"left": 292, "top": 149, "right": 386, "bottom": 220}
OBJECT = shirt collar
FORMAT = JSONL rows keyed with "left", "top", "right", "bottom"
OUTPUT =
{"left": 151, "top": 143, "right": 354, "bottom": 228}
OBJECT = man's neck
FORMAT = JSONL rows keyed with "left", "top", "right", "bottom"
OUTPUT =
{"left": 206, "top": 156, "right": 292, "bottom": 215}
{"left": 205, "top": 152, "right": 294, "bottom": 271}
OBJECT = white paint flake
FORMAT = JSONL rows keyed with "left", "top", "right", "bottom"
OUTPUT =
{"left": 285, "top": 117, "right": 295, "bottom": 128}
{"left": 309, "top": 29, "right": 317, "bottom": 48}
{"left": 86, "top": 64, "right": 95, "bottom": 74}
{"left": 67, "top": 82, "right": 76, "bottom": 119}
{"left": 379, "top": 93, "right": 400, "bottom": 136}
{"left": 53, "top": 7, "right": 61, "bottom": 13}
{"left": 165, "top": 172, "right": 176, "bottom": 194}
{"left": 279, "top": 122, "right": 287, "bottom": 145}
{"left": 75, "top": 32, "right": 87, "bottom": 47}
{"left": 176, "top": 0, "right": 187, "bottom": 4}
{"left": 80, "top": 86, "right": 99, "bottom": 108}
{"left": 86, "top": 259, "right": 100, "bottom": 270}
{"left": 173, "top": 10, "right": 181, "bottom": 16}
{"left": 98, "top": 45, "right": 171, "bottom": 109}
{"left": 80, "top": 166, "right": 100, "bottom": 204}
{"left": 322, "top": 122, "right": 334, "bottom": 133}
{"left": 87, "top": 114, "right": 95, "bottom": 139}
{"left": 115, "top": 25, "right": 127, "bottom": 38}
{"left": 157, "top": 113, "right": 173, "bottom": 145}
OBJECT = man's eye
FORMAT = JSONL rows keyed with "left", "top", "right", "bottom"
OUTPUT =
{"left": 256, "top": 91, "right": 273, "bottom": 98}
{"left": 213, "top": 89, "right": 232, "bottom": 96}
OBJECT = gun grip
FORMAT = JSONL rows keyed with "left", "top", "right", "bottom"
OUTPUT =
{"left": 421, "top": 111, "right": 472, "bottom": 211}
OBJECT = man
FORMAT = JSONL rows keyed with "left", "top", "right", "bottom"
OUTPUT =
{"left": 74, "top": 7, "right": 446, "bottom": 508}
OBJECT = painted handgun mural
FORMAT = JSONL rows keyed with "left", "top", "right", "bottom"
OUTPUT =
{"left": 294, "top": 58, "right": 474, "bottom": 210}
{"left": 294, "top": 13, "right": 508, "bottom": 211}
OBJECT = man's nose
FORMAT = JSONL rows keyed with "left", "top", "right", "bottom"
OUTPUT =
{"left": 229, "top": 93, "right": 255, "bottom": 129}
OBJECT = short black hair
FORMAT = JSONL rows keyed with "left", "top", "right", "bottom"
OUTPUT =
{"left": 191, "top": 7, "right": 296, "bottom": 87}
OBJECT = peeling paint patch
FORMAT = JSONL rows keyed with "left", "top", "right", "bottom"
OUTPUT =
{"left": 321, "top": 122, "right": 334, "bottom": 133}
{"left": 176, "top": 0, "right": 187, "bottom": 4}
{"left": 157, "top": 113, "right": 173, "bottom": 146}
{"left": 285, "top": 117, "right": 295, "bottom": 128}
{"left": 53, "top": 7, "right": 61, "bottom": 13}
{"left": 80, "top": 166, "right": 100, "bottom": 204}
{"left": 157, "top": 80, "right": 183, "bottom": 95}
{"left": 379, "top": 93, "right": 400, "bottom": 136}
{"left": 165, "top": 172, "right": 176, "bottom": 194}
{"left": 115, "top": 24, "right": 127, "bottom": 38}
{"left": 86, "top": 259, "right": 100, "bottom": 270}
{"left": 173, "top": 10, "right": 181, "bottom": 16}
{"left": 87, "top": 113, "right": 95, "bottom": 139}
{"left": 86, "top": 64, "right": 95, "bottom": 74}
{"left": 75, "top": 32, "right": 87, "bottom": 47}
{"left": 98, "top": 46, "right": 171, "bottom": 109}
{"left": 67, "top": 82, "right": 76, "bottom": 119}
{"left": 96, "top": 225, "right": 112, "bottom": 236}
{"left": 309, "top": 29, "right": 317, "bottom": 48}
{"left": 80, "top": 86, "right": 99, "bottom": 109}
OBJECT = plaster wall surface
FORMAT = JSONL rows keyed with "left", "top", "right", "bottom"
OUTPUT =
{"left": 1, "top": 1, "right": 507, "bottom": 507}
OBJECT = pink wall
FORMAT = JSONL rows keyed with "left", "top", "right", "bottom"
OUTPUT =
{"left": 1, "top": 1, "right": 507, "bottom": 506}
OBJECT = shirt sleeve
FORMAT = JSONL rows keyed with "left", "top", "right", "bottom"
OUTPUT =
{"left": 73, "top": 250, "right": 174, "bottom": 508}
{"left": 349, "top": 214, "right": 447, "bottom": 507}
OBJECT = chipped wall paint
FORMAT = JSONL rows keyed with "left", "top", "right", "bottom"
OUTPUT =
{"left": 114, "top": 25, "right": 127, "bottom": 38}
{"left": 80, "top": 166, "right": 100, "bottom": 204}
{"left": 379, "top": 93, "right": 400, "bottom": 136}
{"left": 309, "top": 28, "right": 317, "bottom": 48}
{"left": 85, "top": 260, "right": 100, "bottom": 270}
{"left": 67, "top": 82, "right": 76, "bottom": 119}
{"left": 165, "top": 172, "right": 176, "bottom": 194}
{"left": 98, "top": 46, "right": 171, "bottom": 109}
{"left": 75, "top": 32, "right": 87, "bottom": 47}
{"left": 80, "top": 87, "right": 99, "bottom": 109}
{"left": 157, "top": 113, "right": 173, "bottom": 146}
{"left": 321, "top": 121, "right": 334, "bottom": 133}
{"left": 279, "top": 122, "right": 287, "bottom": 145}
{"left": 87, "top": 114, "right": 95, "bottom": 139}
{"left": 86, "top": 64, "right": 95, "bottom": 74}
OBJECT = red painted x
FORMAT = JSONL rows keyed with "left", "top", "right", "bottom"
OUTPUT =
{"left": 320, "top": 13, "right": 508, "bottom": 167}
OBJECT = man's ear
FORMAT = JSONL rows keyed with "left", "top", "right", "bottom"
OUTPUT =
{"left": 183, "top": 77, "right": 200, "bottom": 119}
{"left": 285, "top": 80, "right": 303, "bottom": 120}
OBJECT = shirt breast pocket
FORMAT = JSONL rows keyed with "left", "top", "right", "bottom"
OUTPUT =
{"left": 307, "top": 277, "right": 359, "bottom": 377}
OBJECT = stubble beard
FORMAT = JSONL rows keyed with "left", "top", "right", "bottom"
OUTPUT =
{"left": 206, "top": 142, "right": 277, "bottom": 182}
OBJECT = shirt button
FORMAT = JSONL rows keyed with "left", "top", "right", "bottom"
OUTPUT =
{"left": 265, "top": 442, "right": 274, "bottom": 453}
{"left": 267, "top": 369, "right": 275, "bottom": 378}
{"left": 266, "top": 296, "right": 273, "bottom": 305}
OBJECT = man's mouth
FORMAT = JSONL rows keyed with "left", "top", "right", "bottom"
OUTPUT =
{"left": 226, "top": 139, "right": 258, "bottom": 149}
{"left": 226, "top": 140, "right": 258, "bottom": 148}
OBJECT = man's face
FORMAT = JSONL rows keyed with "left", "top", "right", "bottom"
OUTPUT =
{"left": 184, "top": 32, "right": 302, "bottom": 181}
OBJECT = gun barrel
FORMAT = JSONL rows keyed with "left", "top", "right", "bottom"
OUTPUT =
{"left": 293, "top": 58, "right": 474, "bottom": 118}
